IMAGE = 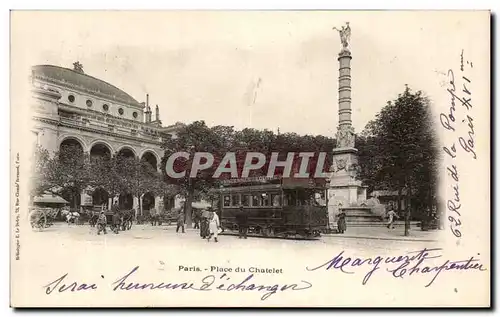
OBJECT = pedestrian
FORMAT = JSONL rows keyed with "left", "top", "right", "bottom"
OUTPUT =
{"left": 176, "top": 209, "right": 185, "bottom": 233}
{"left": 386, "top": 204, "right": 399, "bottom": 229}
{"left": 193, "top": 209, "right": 200, "bottom": 229}
{"left": 112, "top": 209, "right": 121, "bottom": 234}
{"left": 150, "top": 207, "right": 158, "bottom": 226}
{"left": 97, "top": 211, "right": 107, "bottom": 235}
{"left": 200, "top": 208, "right": 210, "bottom": 239}
{"left": 337, "top": 211, "right": 347, "bottom": 234}
{"left": 207, "top": 208, "right": 220, "bottom": 243}
{"left": 235, "top": 205, "right": 248, "bottom": 239}
{"left": 111, "top": 201, "right": 120, "bottom": 214}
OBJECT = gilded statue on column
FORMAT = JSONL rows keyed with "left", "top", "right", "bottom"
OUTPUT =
{"left": 333, "top": 22, "right": 351, "bottom": 51}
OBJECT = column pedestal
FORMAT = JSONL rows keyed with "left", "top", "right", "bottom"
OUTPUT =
{"left": 327, "top": 147, "right": 368, "bottom": 228}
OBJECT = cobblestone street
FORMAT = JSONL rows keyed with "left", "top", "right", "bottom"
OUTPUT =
{"left": 24, "top": 222, "right": 442, "bottom": 256}
{"left": 15, "top": 222, "right": 471, "bottom": 307}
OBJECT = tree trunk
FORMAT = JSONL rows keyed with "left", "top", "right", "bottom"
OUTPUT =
{"left": 184, "top": 190, "right": 194, "bottom": 228}
{"left": 73, "top": 187, "right": 79, "bottom": 211}
{"left": 397, "top": 187, "right": 402, "bottom": 216}
{"left": 405, "top": 183, "right": 412, "bottom": 237}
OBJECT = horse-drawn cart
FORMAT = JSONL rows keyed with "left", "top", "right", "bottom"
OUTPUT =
{"left": 29, "top": 207, "right": 57, "bottom": 230}
{"left": 87, "top": 208, "right": 134, "bottom": 231}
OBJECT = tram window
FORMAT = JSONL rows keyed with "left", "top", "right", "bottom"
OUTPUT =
{"left": 260, "top": 193, "right": 270, "bottom": 206}
{"left": 284, "top": 193, "right": 297, "bottom": 206}
{"left": 252, "top": 195, "right": 261, "bottom": 207}
{"left": 241, "top": 195, "right": 250, "bottom": 207}
{"left": 231, "top": 194, "right": 240, "bottom": 206}
{"left": 271, "top": 194, "right": 281, "bottom": 206}
{"left": 223, "top": 195, "right": 231, "bottom": 207}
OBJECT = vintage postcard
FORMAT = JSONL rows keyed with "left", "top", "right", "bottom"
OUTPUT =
{"left": 10, "top": 11, "right": 490, "bottom": 307}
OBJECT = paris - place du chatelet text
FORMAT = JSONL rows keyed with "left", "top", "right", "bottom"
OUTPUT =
{"left": 178, "top": 265, "right": 283, "bottom": 274}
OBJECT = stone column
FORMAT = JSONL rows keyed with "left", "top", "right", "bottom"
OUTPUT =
{"left": 338, "top": 50, "right": 352, "bottom": 130}
{"left": 328, "top": 25, "right": 367, "bottom": 208}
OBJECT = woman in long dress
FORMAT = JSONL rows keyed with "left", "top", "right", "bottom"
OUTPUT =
{"left": 207, "top": 209, "right": 220, "bottom": 243}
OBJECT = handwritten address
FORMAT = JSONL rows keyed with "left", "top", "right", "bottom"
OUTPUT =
{"left": 440, "top": 49, "right": 476, "bottom": 238}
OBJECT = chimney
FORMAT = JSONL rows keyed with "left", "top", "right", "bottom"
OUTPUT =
{"left": 155, "top": 105, "right": 160, "bottom": 122}
{"left": 145, "top": 94, "right": 152, "bottom": 123}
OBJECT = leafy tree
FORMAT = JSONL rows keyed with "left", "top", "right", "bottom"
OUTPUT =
{"left": 36, "top": 144, "right": 91, "bottom": 210}
{"left": 161, "top": 121, "right": 231, "bottom": 227}
{"left": 30, "top": 146, "right": 52, "bottom": 198}
{"left": 357, "top": 85, "right": 439, "bottom": 236}
{"left": 161, "top": 121, "right": 336, "bottom": 227}
{"left": 89, "top": 154, "right": 129, "bottom": 205}
{"left": 119, "top": 156, "right": 179, "bottom": 215}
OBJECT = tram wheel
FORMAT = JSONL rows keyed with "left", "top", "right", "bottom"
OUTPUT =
{"left": 262, "top": 227, "right": 275, "bottom": 237}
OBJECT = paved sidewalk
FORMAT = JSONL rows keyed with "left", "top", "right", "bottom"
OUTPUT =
{"left": 325, "top": 226, "right": 440, "bottom": 242}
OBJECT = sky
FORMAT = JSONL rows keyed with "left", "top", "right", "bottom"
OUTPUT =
{"left": 11, "top": 11, "right": 489, "bottom": 137}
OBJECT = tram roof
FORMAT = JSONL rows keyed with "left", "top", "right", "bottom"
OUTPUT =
{"left": 217, "top": 176, "right": 327, "bottom": 193}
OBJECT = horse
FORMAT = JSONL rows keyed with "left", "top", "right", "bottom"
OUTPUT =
{"left": 120, "top": 210, "right": 134, "bottom": 231}
{"left": 61, "top": 209, "right": 81, "bottom": 225}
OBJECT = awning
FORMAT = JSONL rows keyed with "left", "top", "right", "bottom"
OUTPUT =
{"left": 33, "top": 194, "right": 69, "bottom": 204}
{"left": 191, "top": 201, "right": 211, "bottom": 209}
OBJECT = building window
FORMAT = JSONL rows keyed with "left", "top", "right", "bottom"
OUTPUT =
{"left": 86, "top": 99, "right": 93, "bottom": 107}
{"left": 133, "top": 111, "right": 138, "bottom": 119}
{"left": 118, "top": 108, "right": 124, "bottom": 115}
{"left": 68, "top": 94, "right": 75, "bottom": 103}
{"left": 103, "top": 104, "right": 109, "bottom": 112}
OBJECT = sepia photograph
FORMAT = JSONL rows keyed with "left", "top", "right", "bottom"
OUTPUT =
{"left": 9, "top": 10, "right": 490, "bottom": 307}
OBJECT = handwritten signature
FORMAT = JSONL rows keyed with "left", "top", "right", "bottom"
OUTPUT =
{"left": 439, "top": 49, "right": 476, "bottom": 238}
{"left": 306, "top": 248, "right": 486, "bottom": 287}
{"left": 43, "top": 266, "right": 312, "bottom": 301}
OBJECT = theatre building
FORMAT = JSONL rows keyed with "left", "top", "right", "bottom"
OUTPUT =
{"left": 30, "top": 61, "right": 182, "bottom": 212}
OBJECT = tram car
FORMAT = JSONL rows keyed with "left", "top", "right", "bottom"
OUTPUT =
{"left": 216, "top": 176, "right": 329, "bottom": 239}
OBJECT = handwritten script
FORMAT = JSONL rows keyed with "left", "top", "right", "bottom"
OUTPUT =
{"left": 306, "top": 248, "right": 486, "bottom": 287}
{"left": 43, "top": 266, "right": 312, "bottom": 301}
{"left": 440, "top": 49, "right": 476, "bottom": 238}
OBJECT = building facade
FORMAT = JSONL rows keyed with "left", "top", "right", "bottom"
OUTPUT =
{"left": 30, "top": 62, "right": 182, "bottom": 213}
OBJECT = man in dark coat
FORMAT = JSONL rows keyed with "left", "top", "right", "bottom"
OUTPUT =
{"left": 111, "top": 201, "right": 120, "bottom": 214}
{"left": 235, "top": 205, "right": 249, "bottom": 239}
{"left": 200, "top": 208, "right": 210, "bottom": 238}
{"left": 176, "top": 209, "right": 185, "bottom": 233}
{"left": 337, "top": 211, "right": 347, "bottom": 234}
{"left": 112, "top": 209, "right": 121, "bottom": 234}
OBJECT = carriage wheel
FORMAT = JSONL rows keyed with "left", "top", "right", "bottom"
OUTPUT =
{"left": 37, "top": 217, "right": 46, "bottom": 231}
{"left": 127, "top": 220, "right": 132, "bottom": 230}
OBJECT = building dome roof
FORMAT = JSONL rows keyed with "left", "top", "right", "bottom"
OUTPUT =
{"left": 32, "top": 64, "right": 140, "bottom": 106}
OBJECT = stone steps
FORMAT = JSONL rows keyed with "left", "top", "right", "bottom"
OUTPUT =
{"left": 343, "top": 221, "right": 421, "bottom": 227}
{"left": 340, "top": 207, "right": 420, "bottom": 228}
